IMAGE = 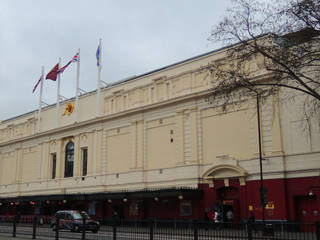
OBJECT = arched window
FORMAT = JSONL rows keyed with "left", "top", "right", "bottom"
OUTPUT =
{"left": 64, "top": 141, "right": 74, "bottom": 178}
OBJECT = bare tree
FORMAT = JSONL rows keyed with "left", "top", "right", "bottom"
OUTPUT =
{"left": 288, "top": 0, "right": 320, "bottom": 30}
{"left": 207, "top": 0, "right": 320, "bottom": 122}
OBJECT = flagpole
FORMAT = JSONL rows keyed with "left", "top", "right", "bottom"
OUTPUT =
{"left": 96, "top": 39, "right": 102, "bottom": 117}
{"left": 56, "top": 58, "right": 61, "bottom": 127}
{"left": 75, "top": 49, "right": 80, "bottom": 123}
{"left": 37, "top": 66, "right": 44, "bottom": 132}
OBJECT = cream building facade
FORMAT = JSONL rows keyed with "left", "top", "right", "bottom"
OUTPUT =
{"left": 0, "top": 42, "right": 319, "bottom": 222}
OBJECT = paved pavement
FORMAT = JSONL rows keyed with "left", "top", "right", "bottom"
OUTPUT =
{"left": 0, "top": 233, "right": 58, "bottom": 239}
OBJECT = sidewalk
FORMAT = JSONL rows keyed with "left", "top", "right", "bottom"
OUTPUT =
{"left": 0, "top": 233, "right": 57, "bottom": 240}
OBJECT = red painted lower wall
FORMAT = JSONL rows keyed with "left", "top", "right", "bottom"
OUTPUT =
{"left": 1, "top": 177, "right": 319, "bottom": 222}
{"left": 200, "top": 176, "right": 320, "bottom": 222}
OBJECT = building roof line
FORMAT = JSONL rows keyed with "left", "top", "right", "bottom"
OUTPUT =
{"left": 1, "top": 34, "right": 273, "bottom": 124}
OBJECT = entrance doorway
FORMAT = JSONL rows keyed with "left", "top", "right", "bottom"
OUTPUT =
{"left": 218, "top": 186, "right": 240, "bottom": 222}
{"left": 295, "top": 195, "right": 319, "bottom": 223}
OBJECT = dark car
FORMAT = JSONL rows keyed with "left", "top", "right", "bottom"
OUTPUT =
{"left": 51, "top": 210, "right": 100, "bottom": 233}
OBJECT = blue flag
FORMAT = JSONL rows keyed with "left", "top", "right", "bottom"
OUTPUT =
{"left": 96, "top": 44, "right": 100, "bottom": 66}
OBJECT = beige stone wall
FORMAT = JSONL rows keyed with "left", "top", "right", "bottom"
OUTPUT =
{"left": 201, "top": 102, "right": 252, "bottom": 163}
{"left": 0, "top": 151, "right": 17, "bottom": 185}
{"left": 278, "top": 88, "right": 320, "bottom": 179}
{"left": 21, "top": 146, "right": 40, "bottom": 183}
{"left": 146, "top": 116, "right": 176, "bottom": 169}
{"left": 106, "top": 126, "right": 132, "bottom": 174}
{"left": 0, "top": 46, "right": 318, "bottom": 198}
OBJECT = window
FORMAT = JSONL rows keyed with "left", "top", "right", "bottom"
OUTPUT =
{"left": 64, "top": 141, "right": 74, "bottom": 178}
{"left": 82, "top": 148, "right": 88, "bottom": 176}
{"left": 51, "top": 153, "right": 56, "bottom": 179}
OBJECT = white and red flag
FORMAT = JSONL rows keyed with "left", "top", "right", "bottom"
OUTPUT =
{"left": 57, "top": 53, "right": 79, "bottom": 74}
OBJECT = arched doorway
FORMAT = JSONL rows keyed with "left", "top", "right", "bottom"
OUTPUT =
{"left": 203, "top": 164, "right": 247, "bottom": 221}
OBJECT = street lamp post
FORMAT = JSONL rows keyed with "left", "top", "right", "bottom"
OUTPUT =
{"left": 256, "top": 94, "right": 265, "bottom": 221}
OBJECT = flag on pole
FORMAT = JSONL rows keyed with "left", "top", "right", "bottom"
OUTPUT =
{"left": 72, "top": 52, "right": 79, "bottom": 62}
{"left": 96, "top": 39, "right": 102, "bottom": 117}
{"left": 96, "top": 44, "right": 101, "bottom": 66}
{"left": 75, "top": 49, "right": 80, "bottom": 122}
{"left": 57, "top": 53, "right": 79, "bottom": 74}
{"left": 57, "top": 61, "right": 72, "bottom": 74}
{"left": 46, "top": 63, "right": 59, "bottom": 80}
{"left": 32, "top": 76, "right": 42, "bottom": 93}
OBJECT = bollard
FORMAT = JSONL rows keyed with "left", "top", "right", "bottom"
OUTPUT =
{"left": 12, "top": 215, "right": 17, "bottom": 237}
{"left": 55, "top": 216, "right": 59, "bottom": 240}
{"left": 32, "top": 216, "right": 37, "bottom": 239}
{"left": 82, "top": 217, "right": 86, "bottom": 240}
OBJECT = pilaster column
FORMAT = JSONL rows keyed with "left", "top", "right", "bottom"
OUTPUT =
{"left": 131, "top": 121, "right": 137, "bottom": 169}
{"left": 131, "top": 119, "right": 145, "bottom": 169}
{"left": 74, "top": 134, "right": 80, "bottom": 177}
{"left": 56, "top": 139, "right": 63, "bottom": 179}
{"left": 271, "top": 92, "right": 284, "bottom": 155}
{"left": 137, "top": 120, "right": 144, "bottom": 169}
{"left": 192, "top": 73, "right": 195, "bottom": 89}
{"left": 190, "top": 107, "right": 199, "bottom": 163}
{"left": 87, "top": 131, "right": 94, "bottom": 176}
{"left": 15, "top": 148, "right": 22, "bottom": 184}
{"left": 40, "top": 141, "right": 49, "bottom": 180}
{"left": 95, "top": 128, "right": 103, "bottom": 175}
{"left": 176, "top": 110, "right": 185, "bottom": 165}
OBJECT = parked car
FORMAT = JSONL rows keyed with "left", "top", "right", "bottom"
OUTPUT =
{"left": 51, "top": 210, "right": 100, "bottom": 233}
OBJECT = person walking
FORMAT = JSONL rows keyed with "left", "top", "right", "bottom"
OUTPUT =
{"left": 211, "top": 211, "right": 215, "bottom": 222}
{"left": 214, "top": 211, "right": 219, "bottom": 223}
{"left": 226, "top": 209, "right": 234, "bottom": 222}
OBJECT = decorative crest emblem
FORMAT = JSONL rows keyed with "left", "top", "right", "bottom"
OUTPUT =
{"left": 63, "top": 102, "right": 74, "bottom": 116}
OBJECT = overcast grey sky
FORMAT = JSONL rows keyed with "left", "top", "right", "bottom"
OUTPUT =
{"left": 0, "top": 0, "right": 232, "bottom": 121}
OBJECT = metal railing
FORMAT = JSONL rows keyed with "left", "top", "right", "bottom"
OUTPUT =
{"left": 0, "top": 216, "right": 319, "bottom": 240}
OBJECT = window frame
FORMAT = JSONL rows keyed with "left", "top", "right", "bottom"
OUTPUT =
{"left": 64, "top": 141, "right": 74, "bottom": 178}
{"left": 82, "top": 147, "right": 88, "bottom": 177}
{"left": 51, "top": 153, "right": 57, "bottom": 179}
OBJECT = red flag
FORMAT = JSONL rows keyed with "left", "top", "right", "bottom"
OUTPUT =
{"left": 46, "top": 63, "right": 59, "bottom": 81}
